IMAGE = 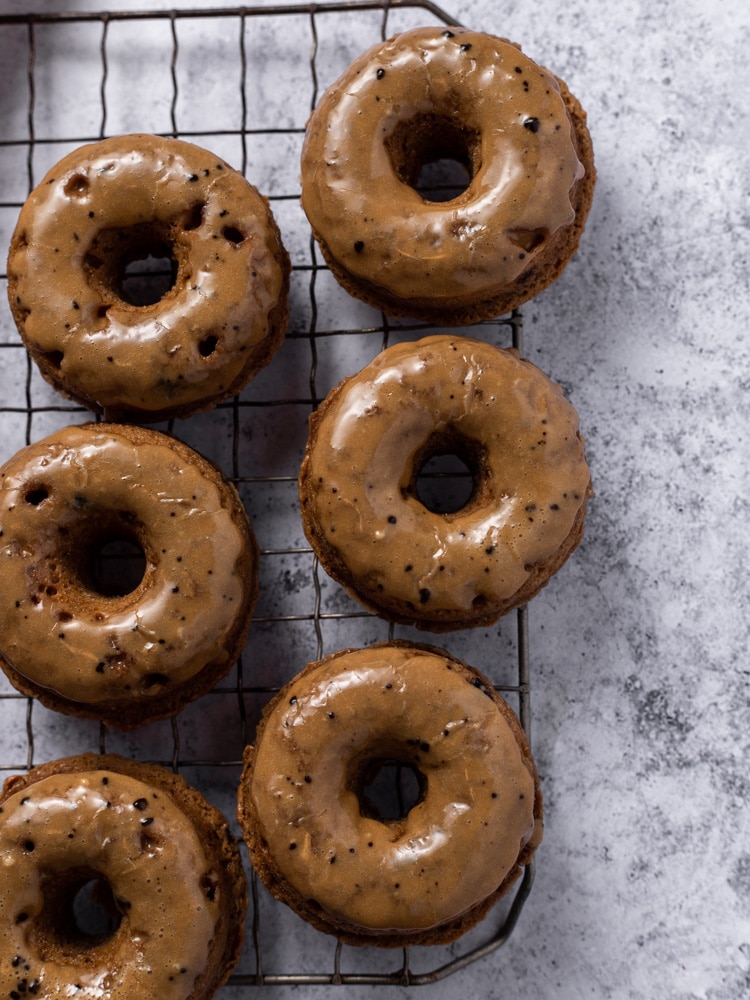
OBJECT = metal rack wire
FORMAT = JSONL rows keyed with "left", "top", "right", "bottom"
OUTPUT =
{"left": 0, "top": 1, "right": 534, "bottom": 988}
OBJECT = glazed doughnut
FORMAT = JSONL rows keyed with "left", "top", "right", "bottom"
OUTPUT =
{"left": 0, "top": 753, "right": 247, "bottom": 1000}
{"left": 238, "top": 642, "right": 542, "bottom": 947}
{"left": 300, "top": 26, "right": 595, "bottom": 324}
{"left": 7, "top": 134, "right": 290, "bottom": 422}
{"left": 299, "top": 335, "right": 592, "bottom": 631}
{"left": 0, "top": 422, "right": 257, "bottom": 729}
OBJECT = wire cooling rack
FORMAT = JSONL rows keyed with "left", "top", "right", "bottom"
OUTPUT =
{"left": 0, "top": 1, "right": 534, "bottom": 988}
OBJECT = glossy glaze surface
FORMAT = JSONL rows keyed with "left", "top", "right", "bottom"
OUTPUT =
{"left": 246, "top": 643, "right": 540, "bottom": 932}
{"left": 301, "top": 26, "right": 584, "bottom": 303}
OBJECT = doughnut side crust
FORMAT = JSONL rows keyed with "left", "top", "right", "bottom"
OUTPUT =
{"left": 7, "top": 134, "right": 290, "bottom": 421}
{"left": 0, "top": 753, "right": 247, "bottom": 1000}
{"left": 238, "top": 642, "right": 542, "bottom": 947}
{"left": 300, "top": 27, "right": 595, "bottom": 324}
{"left": 0, "top": 423, "right": 258, "bottom": 729}
{"left": 299, "top": 336, "right": 593, "bottom": 631}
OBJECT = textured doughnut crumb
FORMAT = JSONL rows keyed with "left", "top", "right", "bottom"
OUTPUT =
{"left": 7, "top": 133, "right": 290, "bottom": 422}
{"left": 238, "top": 641, "right": 542, "bottom": 948}
{"left": 0, "top": 753, "right": 247, "bottom": 1000}
{"left": 300, "top": 26, "right": 595, "bottom": 324}
{"left": 299, "top": 335, "right": 593, "bottom": 632}
{"left": 0, "top": 422, "right": 258, "bottom": 729}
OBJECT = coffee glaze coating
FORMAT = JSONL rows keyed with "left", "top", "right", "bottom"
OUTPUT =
{"left": 0, "top": 423, "right": 257, "bottom": 729}
{"left": 0, "top": 754, "right": 247, "bottom": 1000}
{"left": 7, "top": 134, "right": 290, "bottom": 422}
{"left": 300, "top": 26, "right": 595, "bottom": 324}
{"left": 299, "top": 336, "right": 592, "bottom": 631}
{"left": 238, "top": 642, "right": 542, "bottom": 947}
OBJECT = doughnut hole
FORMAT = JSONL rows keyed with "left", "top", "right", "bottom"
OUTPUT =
{"left": 414, "top": 453, "right": 474, "bottom": 514}
{"left": 409, "top": 429, "right": 488, "bottom": 515}
{"left": 349, "top": 755, "right": 427, "bottom": 823}
{"left": 90, "top": 536, "right": 148, "bottom": 598}
{"left": 59, "top": 511, "right": 150, "bottom": 600}
{"left": 118, "top": 244, "right": 176, "bottom": 307}
{"left": 31, "top": 867, "right": 123, "bottom": 961}
{"left": 385, "top": 113, "right": 480, "bottom": 203}
{"left": 84, "top": 221, "right": 183, "bottom": 309}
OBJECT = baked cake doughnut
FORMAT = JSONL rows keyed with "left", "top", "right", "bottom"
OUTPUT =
{"left": 0, "top": 753, "right": 247, "bottom": 1000}
{"left": 7, "top": 134, "right": 290, "bottom": 422}
{"left": 238, "top": 641, "right": 542, "bottom": 947}
{"left": 300, "top": 25, "right": 595, "bottom": 324}
{"left": 299, "top": 335, "right": 592, "bottom": 631}
{"left": 0, "top": 422, "right": 257, "bottom": 729}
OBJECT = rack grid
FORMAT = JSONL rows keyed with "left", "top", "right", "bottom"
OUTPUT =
{"left": 0, "top": 1, "right": 534, "bottom": 987}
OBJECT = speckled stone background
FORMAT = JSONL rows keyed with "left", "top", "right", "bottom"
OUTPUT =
{"left": 0, "top": 0, "right": 747, "bottom": 998}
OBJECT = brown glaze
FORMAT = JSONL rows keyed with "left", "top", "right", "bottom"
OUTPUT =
{"left": 0, "top": 754, "right": 247, "bottom": 1000}
{"left": 7, "top": 134, "right": 290, "bottom": 421}
{"left": 239, "top": 642, "right": 542, "bottom": 947}
{"left": 0, "top": 423, "right": 257, "bottom": 728}
{"left": 299, "top": 335, "right": 592, "bottom": 631}
{"left": 300, "top": 26, "right": 595, "bottom": 323}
